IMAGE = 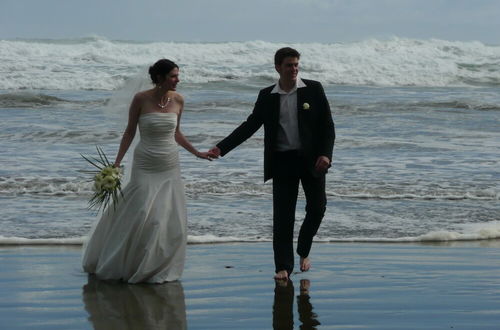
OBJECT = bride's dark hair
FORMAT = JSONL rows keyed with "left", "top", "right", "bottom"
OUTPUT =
{"left": 148, "top": 59, "right": 179, "bottom": 84}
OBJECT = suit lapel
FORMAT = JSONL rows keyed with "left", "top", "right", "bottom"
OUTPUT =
{"left": 270, "top": 90, "right": 280, "bottom": 124}
{"left": 297, "top": 83, "right": 306, "bottom": 127}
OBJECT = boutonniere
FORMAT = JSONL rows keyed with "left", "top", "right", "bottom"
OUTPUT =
{"left": 302, "top": 102, "right": 310, "bottom": 110}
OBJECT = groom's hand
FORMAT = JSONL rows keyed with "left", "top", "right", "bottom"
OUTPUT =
{"left": 315, "top": 156, "right": 331, "bottom": 173}
{"left": 208, "top": 146, "right": 221, "bottom": 159}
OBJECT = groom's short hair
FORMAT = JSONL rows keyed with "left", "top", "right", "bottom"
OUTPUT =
{"left": 274, "top": 47, "right": 301, "bottom": 66}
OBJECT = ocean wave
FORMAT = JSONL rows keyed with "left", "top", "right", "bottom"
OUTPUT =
{"left": 318, "top": 221, "right": 500, "bottom": 243}
{"left": 0, "top": 129, "right": 120, "bottom": 144}
{"left": 1, "top": 38, "right": 500, "bottom": 90}
{"left": 0, "top": 92, "right": 106, "bottom": 108}
{"left": 189, "top": 181, "right": 499, "bottom": 201}
{"left": 0, "top": 236, "right": 85, "bottom": 245}
{"left": 184, "top": 180, "right": 271, "bottom": 197}
{"left": 2, "top": 221, "right": 499, "bottom": 245}
{"left": 1, "top": 176, "right": 498, "bottom": 201}
{"left": 0, "top": 177, "right": 271, "bottom": 198}
{"left": 0, "top": 176, "right": 91, "bottom": 196}
{"left": 334, "top": 99, "right": 500, "bottom": 115}
{"left": 0, "top": 92, "right": 70, "bottom": 108}
{"left": 404, "top": 100, "right": 500, "bottom": 111}
{"left": 330, "top": 190, "right": 499, "bottom": 201}
{"left": 0, "top": 235, "right": 265, "bottom": 246}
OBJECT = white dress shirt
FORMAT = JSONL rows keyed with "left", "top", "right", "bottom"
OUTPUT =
{"left": 271, "top": 78, "right": 306, "bottom": 151}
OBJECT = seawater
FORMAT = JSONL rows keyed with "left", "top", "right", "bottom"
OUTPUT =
{"left": 0, "top": 37, "right": 499, "bottom": 244}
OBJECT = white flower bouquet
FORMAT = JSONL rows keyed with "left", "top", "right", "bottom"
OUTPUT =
{"left": 81, "top": 146, "right": 123, "bottom": 212}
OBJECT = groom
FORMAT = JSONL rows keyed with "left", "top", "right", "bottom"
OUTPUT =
{"left": 209, "top": 47, "right": 335, "bottom": 280}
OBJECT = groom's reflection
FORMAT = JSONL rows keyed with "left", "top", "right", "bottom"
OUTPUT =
{"left": 273, "top": 279, "right": 294, "bottom": 329}
{"left": 272, "top": 279, "right": 320, "bottom": 330}
{"left": 297, "top": 279, "right": 320, "bottom": 329}
{"left": 82, "top": 275, "right": 187, "bottom": 330}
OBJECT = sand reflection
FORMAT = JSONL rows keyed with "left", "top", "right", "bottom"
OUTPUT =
{"left": 82, "top": 276, "right": 186, "bottom": 330}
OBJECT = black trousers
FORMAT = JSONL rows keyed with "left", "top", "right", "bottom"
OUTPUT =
{"left": 272, "top": 151, "right": 327, "bottom": 275}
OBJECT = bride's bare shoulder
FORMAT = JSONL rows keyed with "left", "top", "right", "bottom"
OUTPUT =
{"left": 170, "top": 91, "right": 184, "bottom": 103}
{"left": 135, "top": 89, "right": 153, "bottom": 98}
{"left": 132, "top": 89, "right": 154, "bottom": 103}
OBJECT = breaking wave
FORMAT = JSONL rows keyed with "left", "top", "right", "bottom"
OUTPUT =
{"left": 1, "top": 37, "right": 499, "bottom": 90}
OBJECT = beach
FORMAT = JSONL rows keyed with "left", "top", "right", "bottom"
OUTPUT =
{"left": 1, "top": 38, "right": 499, "bottom": 329}
{"left": 1, "top": 241, "right": 500, "bottom": 329}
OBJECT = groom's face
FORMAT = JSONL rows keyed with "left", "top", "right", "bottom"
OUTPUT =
{"left": 275, "top": 57, "right": 299, "bottom": 83}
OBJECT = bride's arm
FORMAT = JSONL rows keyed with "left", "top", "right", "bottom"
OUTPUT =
{"left": 113, "top": 93, "right": 142, "bottom": 167}
{"left": 174, "top": 94, "right": 214, "bottom": 161}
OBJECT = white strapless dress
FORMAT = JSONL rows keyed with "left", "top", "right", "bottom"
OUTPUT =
{"left": 82, "top": 112, "right": 187, "bottom": 283}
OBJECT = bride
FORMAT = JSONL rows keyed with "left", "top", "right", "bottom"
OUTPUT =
{"left": 82, "top": 59, "right": 214, "bottom": 283}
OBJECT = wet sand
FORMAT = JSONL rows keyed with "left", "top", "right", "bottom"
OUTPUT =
{"left": 1, "top": 241, "right": 500, "bottom": 329}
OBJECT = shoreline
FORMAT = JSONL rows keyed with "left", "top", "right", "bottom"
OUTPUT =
{"left": 1, "top": 237, "right": 500, "bottom": 247}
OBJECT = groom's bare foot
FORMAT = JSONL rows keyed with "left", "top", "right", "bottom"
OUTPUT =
{"left": 300, "top": 257, "right": 311, "bottom": 272}
{"left": 274, "top": 270, "right": 288, "bottom": 281}
{"left": 300, "top": 279, "right": 310, "bottom": 294}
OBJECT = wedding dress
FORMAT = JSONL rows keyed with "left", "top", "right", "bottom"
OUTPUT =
{"left": 82, "top": 112, "right": 187, "bottom": 283}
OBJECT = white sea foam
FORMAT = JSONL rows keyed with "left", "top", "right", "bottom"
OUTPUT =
{"left": 2, "top": 221, "right": 499, "bottom": 246}
{"left": 0, "top": 234, "right": 265, "bottom": 246}
{"left": 0, "top": 129, "right": 120, "bottom": 144}
{"left": 0, "top": 236, "right": 85, "bottom": 245}
{"left": 186, "top": 234, "right": 269, "bottom": 244}
{"left": 1, "top": 37, "right": 499, "bottom": 90}
{"left": 1, "top": 175, "right": 498, "bottom": 201}
{"left": 329, "top": 189, "right": 500, "bottom": 201}
{"left": 0, "top": 92, "right": 75, "bottom": 107}
{"left": 0, "top": 176, "right": 91, "bottom": 196}
{"left": 417, "top": 221, "right": 500, "bottom": 242}
{"left": 315, "top": 221, "right": 500, "bottom": 243}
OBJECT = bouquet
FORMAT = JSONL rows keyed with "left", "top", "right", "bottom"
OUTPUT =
{"left": 81, "top": 146, "right": 123, "bottom": 212}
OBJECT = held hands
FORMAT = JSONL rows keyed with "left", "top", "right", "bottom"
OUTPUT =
{"left": 196, "top": 150, "right": 217, "bottom": 161}
{"left": 196, "top": 146, "right": 220, "bottom": 161}
{"left": 315, "top": 155, "right": 331, "bottom": 173}
{"left": 208, "top": 146, "right": 221, "bottom": 158}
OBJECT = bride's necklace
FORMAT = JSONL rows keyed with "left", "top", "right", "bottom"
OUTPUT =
{"left": 157, "top": 94, "right": 171, "bottom": 110}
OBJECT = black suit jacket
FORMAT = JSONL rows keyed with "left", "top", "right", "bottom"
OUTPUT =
{"left": 217, "top": 79, "right": 335, "bottom": 182}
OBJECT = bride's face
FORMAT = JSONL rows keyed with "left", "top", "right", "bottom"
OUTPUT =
{"left": 160, "top": 68, "right": 180, "bottom": 91}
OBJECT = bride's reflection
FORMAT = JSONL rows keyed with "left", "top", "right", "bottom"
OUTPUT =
{"left": 272, "top": 279, "right": 320, "bottom": 330}
{"left": 82, "top": 275, "right": 187, "bottom": 330}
